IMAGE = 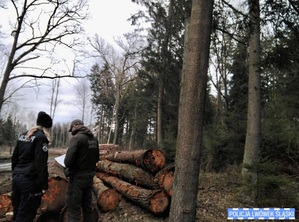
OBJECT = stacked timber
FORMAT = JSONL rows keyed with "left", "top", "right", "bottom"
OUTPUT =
{"left": 96, "top": 148, "right": 175, "bottom": 216}
{"left": 0, "top": 146, "right": 175, "bottom": 221}
{"left": 93, "top": 175, "right": 120, "bottom": 212}
{"left": 104, "top": 149, "right": 165, "bottom": 173}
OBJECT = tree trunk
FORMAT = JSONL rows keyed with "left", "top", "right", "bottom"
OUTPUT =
{"left": 128, "top": 106, "right": 138, "bottom": 151}
{"left": 93, "top": 176, "right": 120, "bottom": 212}
{"left": 96, "top": 160, "right": 160, "bottom": 189}
{"left": 113, "top": 90, "right": 120, "bottom": 144}
{"left": 157, "top": 80, "right": 164, "bottom": 146}
{"left": 96, "top": 172, "right": 169, "bottom": 215}
{"left": 242, "top": 0, "right": 261, "bottom": 201}
{"left": 169, "top": 0, "right": 214, "bottom": 221}
{"left": 104, "top": 149, "right": 165, "bottom": 173}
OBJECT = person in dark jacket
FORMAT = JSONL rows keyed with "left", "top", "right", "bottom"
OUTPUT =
{"left": 64, "top": 119, "right": 99, "bottom": 222}
{"left": 11, "top": 111, "right": 52, "bottom": 222}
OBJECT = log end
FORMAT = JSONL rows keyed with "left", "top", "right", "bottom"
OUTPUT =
{"left": 0, "top": 194, "right": 12, "bottom": 218}
{"left": 40, "top": 178, "right": 68, "bottom": 213}
{"left": 163, "top": 171, "right": 174, "bottom": 197}
{"left": 98, "top": 188, "right": 120, "bottom": 212}
{"left": 149, "top": 190, "right": 169, "bottom": 215}
{"left": 143, "top": 149, "right": 166, "bottom": 173}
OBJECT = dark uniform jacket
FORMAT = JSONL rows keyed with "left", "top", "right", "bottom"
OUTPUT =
{"left": 64, "top": 126, "right": 99, "bottom": 178}
{"left": 11, "top": 129, "right": 49, "bottom": 190}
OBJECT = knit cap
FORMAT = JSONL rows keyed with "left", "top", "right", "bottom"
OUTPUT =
{"left": 36, "top": 111, "right": 53, "bottom": 128}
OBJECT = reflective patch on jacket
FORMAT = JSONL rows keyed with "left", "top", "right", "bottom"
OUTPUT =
{"left": 18, "top": 134, "right": 36, "bottom": 142}
{"left": 42, "top": 143, "right": 48, "bottom": 152}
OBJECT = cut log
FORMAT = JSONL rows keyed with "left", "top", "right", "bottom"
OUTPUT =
{"left": 99, "top": 144, "right": 121, "bottom": 159}
{"left": 162, "top": 168, "right": 174, "bottom": 196}
{"left": 93, "top": 176, "right": 120, "bottom": 212}
{"left": 155, "top": 164, "right": 175, "bottom": 196}
{"left": 104, "top": 149, "right": 166, "bottom": 173}
{"left": 96, "top": 160, "right": 160, "bottom": 189}
{"left": 40, "top": 177, "right": 68, "bottom": 213}
{"left": 96, "top": 172, "right": 169, "bottom": 215}
{"left": 48, "top": 160, "right": 68, "bottom": 179}
{"left": 0, "top": 194, "right": 12, "bottom": 219}
{"left": 40, "top": 161, "right": 68, "bottom": 213}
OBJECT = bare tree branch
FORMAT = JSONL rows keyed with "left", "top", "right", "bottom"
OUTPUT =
{"left": 8, "top": 74, "right": 83, "bottom": 81}
{"left": 0, "top": 0, "right": 89, "bottom": 111}
{"left": 289, "top": 0, "right": 299, "bottom": 15}
{"left": 88, "top": 32, "right": 142, "bottom": 144}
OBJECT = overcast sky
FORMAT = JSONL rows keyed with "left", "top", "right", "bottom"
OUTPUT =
{"left": 0, "top": 0, "right": 144, "bottom": 125}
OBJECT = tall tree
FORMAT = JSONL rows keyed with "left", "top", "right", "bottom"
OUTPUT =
{"left": 49, "top": 78, "right": 61, "bottom": 121}
{"left": 0, "top": 0, "right": 88, "bottom": 112}
{"left": 241, "top": 0, "right": 261, "bottom": 200}
{"left": 132, "top": 0, "right": 191, "bottom": 151}
{"left": 73, "top": 78, "right": 91, "bottom": 123}
{"left": 169, "top": 0, "right": 214, "bottom": 221}
{"left": 2, "top": 114, "right": 16, "bottom": 153}
{"left": 89, "top": 63, "right": 115, "bottom": 144}
{"left": 89, "top": 33, "right": 141, "bottom": 144}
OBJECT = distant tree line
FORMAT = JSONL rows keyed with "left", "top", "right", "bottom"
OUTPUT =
{"left": 0, "top": 115, "right": 70, "bottom": 153}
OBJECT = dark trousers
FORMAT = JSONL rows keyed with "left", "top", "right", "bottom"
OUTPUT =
{"left": 12, "top": 174, "right": 42, "bottom": 222}
{"left": 65, "top": 176, "right": 94, "bottom": 222}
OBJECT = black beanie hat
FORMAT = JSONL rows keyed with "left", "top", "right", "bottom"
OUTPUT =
{"left": 36, "top": 111, "right": 53, "bottom": 128}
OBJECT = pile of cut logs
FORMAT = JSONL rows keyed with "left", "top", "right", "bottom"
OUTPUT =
{"left": 0, "top": 144, "right": 175, "bottom": 221}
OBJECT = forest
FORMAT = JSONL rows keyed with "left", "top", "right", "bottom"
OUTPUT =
{"left": 0, "top": 0, "right": 299, "bottom": 221}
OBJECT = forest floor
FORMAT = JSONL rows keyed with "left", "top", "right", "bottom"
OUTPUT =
{"left": 0, "top": 149, "right": 298, "bottom": 222}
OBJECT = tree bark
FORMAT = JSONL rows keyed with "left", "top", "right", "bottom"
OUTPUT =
{"left": 157, "top": 80, "right": 164, "bottom": 146}
{"left": 242, "top": 0, "right": 261, "bottom": 201}
{"left": 104, "top": 149, "right": 165, "bottom": 173}
{"left": 96, "top": 172, "right": 169, "bottom": 215}
{"left": 169, "top": 0, "right": 214, "bottom": 221}
{"left": 97, "top": 160, "right": 160, "bottom": 189}
{"left": 93, "top": 176, "right": 120, "bottom": 212}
